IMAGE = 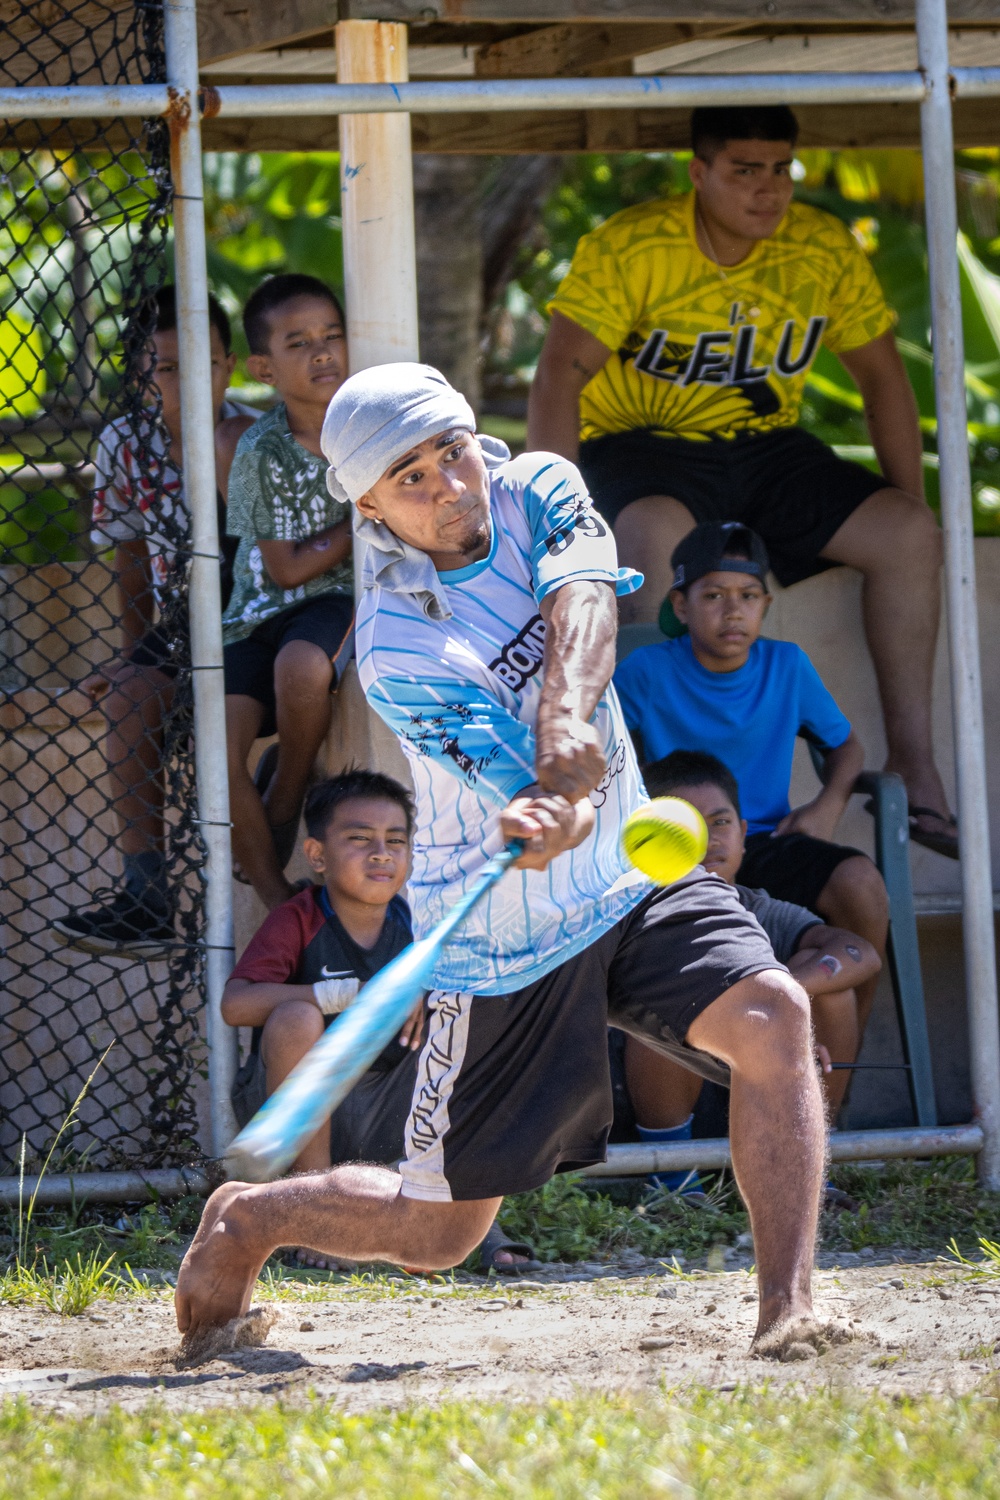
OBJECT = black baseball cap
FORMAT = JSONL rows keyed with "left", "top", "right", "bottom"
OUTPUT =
{"left": 670, "top": 522, "right": 770, "bottom": 592}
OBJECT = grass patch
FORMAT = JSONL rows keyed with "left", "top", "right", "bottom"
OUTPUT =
{"left": 0, "top": 1252, "right": 124, "bottom": 1316}
{"left": 2, "top": 1198, "right": 201, "bottom": 1278}
{"left": 2, "top": 1388, "right": 1000, "bottom": 1496}
{"left": 823, "top": 1158, "right": 1000, "bottom": 1253}
{"left": 493, "top": 1157, "right": 1000, "bottom": 1267}
{"left": 495, "top": 1173, "right": 745, "bottom": 1265}
{"left": 6, "top": 1158, "right": 1000, "bottom": 1309}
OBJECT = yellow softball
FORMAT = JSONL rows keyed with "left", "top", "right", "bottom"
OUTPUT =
{"left": 621, "top": 797, "right": 709, "bottom": 886}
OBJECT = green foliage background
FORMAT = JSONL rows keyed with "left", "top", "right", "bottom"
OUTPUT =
{"left": 8, "top": 144, "right": 1000, "bottom": 561}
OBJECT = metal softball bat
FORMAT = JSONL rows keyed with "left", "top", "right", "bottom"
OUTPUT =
{"left": 223, "top": 839, "right": 525, "bottom": 1183}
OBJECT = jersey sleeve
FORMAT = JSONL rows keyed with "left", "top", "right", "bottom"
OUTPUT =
{"left": 548, "top": 217, "right": 638, "bottom": 354}
{"left": 229, "top": 897, "right": 315, "bottom": 985}
{"left": 366, "top": 672, "right": 538, "bottom": 809}
{"left": 90, "top": 423, "right": 142, "bottom": 547}
{"left": 518, "top": 454, "right": 642, "bottom": 602}
{"left": 794, "top": 648, "right": 852, "bottom": 752}
{"left": 740, "top": 886, "right": 822, "bottom": 965}
{"left": 823, "top": 222, "right": 895, "bottom": 354}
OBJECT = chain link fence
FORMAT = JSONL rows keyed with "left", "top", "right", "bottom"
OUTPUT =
{"left": 0, "top": 0, "right": 208, "bottom": 1174}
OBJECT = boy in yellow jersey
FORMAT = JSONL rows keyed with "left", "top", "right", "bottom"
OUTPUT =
{"left": 528, "top": 105, "right": 955, "bottom": 860}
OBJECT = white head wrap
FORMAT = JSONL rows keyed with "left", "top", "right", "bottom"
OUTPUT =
{"left": 321, "top": 362, "right": 509, "bottom": 620}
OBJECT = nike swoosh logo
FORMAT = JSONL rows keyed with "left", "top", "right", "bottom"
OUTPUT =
{"left": 319, "top": 967, "right": 354, "bottom": 980}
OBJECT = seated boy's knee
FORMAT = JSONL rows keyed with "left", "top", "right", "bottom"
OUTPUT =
{"left": 262, "top": 998, "right": 324, "bottom": 1050}
{"left": 274, "top": 639, "right": 333, "bottom": 698}
{"left": 103, "top": 665, "right": 168, "bottom": 721}
{"left": 896, "top": 492, "right": 943, "bottom": 567}
{"left": 827, "top": 854, "right": 888, "bottom": 918}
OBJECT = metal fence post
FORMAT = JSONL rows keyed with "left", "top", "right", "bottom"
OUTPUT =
{"left": 917, "top": 0, "right": 1000, "bottom": 1186}
{"left": 162, "top": 0, "right": 239, "bottom": 1155}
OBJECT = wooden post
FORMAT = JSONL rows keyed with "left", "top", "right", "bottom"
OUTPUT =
{"left": 335, "top": 20, "right": 419, "bottom": 372}
{"left": 324, "top": 20, "right": 415, "bottom": 798}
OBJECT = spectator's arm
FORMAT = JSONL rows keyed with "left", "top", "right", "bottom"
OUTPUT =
{"left": 527, "top": 312, "right": 613, "bottom": 462}
{"left": 788, "top": 922, "right": 881, "bottom": 995}
{"left": 215, "top": 414, "right": 257, "bottom": 503}
{"left": 256, "top": 520, "right": 354, "bottom": 590}
{"left": 535, "top": 579, "right": 617, "bottom": 801}
{"left": 222, "top": 976, "right": 426, "bottom": 1050}
{"left": 116, "top": 537, "right": 156, "bottom": 653}
{"left": 775, "top": 728, "right": 865, "bottom": 842}
{"left": 221, "top": 976, "right": 317, "bottom": 1028}
{"left": 836, "top": 331, "right": 925, "bottom": 499}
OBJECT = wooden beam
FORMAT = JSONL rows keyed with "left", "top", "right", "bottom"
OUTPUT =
{"left": 343, "top": 2, "right": 1000, "bottom": 22}
{"left": 194, "top": 95, "right": 1000, "bottom": 152}
{"left": 197, "top": 0, "right": 337, "bottom": 66}
{"left": 0, "top": 0, "right": 145, "bottom": 87}
{"left": 475, "top": 22, "right": 744, "bottom": 77}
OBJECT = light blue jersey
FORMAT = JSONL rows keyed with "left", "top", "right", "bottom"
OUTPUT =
{"left": 356, "top": 452, "right": 651, "bottom": 994}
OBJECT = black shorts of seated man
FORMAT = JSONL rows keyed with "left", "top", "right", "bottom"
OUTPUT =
{"left": 641, "top": 749, "right": 881, "bottom": 1124}
{"left": 615, "top": 520, "right": 888, "bottom": 1044}
{"left": 528, "top": 104, "right": 954, "bottom": 860}
{"left": 176, "top": 363, "right": 834, "bottom": 1363}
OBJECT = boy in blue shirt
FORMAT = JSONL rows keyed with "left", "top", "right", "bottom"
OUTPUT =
{"left": 614, "top": 520, "right": 887, "bottom": 1036}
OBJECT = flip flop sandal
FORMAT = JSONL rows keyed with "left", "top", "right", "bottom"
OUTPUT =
{"left": 477, "top": 1222, "right": 542, "bottom": 1274}
{"left": 907, "top": 804, "right": 959, "bottom": 861}
{"left": 862, "top": 797, "right": 960, "bottom": 861}
{"left": 823, "top": 1183, "right": 860, "bottom": 1213}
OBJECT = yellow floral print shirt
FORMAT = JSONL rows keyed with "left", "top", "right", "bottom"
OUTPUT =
{"left": 549, "top": 191, "right": 893, "bottom": 444}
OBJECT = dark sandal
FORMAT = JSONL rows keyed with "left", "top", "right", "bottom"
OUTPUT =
{"left": 907, "top": 804, "right": 959, "bottom": 861}
{"left": 253, "top": 744, "right": 302, "bottom": 871}
{"left": 230, "top": 746, "right": 280, "bottom": 884}
{"left": 862, "top": 796, "right": 959, "bottom": 861}
{"left": 477, "top": 1222, "right": 541, "bottom": 1274}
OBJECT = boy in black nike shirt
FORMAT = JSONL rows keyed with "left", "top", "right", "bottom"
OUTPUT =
{"left": 224, "top": 769, "right": 420, "bottom": 1177}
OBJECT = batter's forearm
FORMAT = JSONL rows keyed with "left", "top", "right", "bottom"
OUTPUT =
{"left": 535, "top": 580, "right": 617, "bottom": 799}
{"left": 537, "top": 580, "right": 616, "bottom": 731}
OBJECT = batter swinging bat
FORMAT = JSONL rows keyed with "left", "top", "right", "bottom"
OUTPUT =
{"left": 224, "top": 840, "right": 524, "bottom": 1183}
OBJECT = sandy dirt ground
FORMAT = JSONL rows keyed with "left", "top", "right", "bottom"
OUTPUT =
{"left": 1, "top": 1253, "right": 999, "bottom": 1414}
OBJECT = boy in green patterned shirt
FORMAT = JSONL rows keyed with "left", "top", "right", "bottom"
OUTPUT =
{"left": 222, "top": 274, "right": 355, "bottom": 908}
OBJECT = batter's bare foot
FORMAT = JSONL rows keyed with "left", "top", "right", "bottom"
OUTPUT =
{"left": 175, "top": 1181, "right": 270, "bottom": 1338}
{"left": 752, "top": 1314, "right": 854, "bottom": 1362}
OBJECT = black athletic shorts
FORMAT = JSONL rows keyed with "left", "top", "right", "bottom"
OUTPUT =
{"left": 578, "top": 426, "right": 885, "bottom": 588}
{"left": 232, "top": 1043, "right": 420, "bottom": 1168}
{"left": 223, "top": 593, "right": 355, "bottom": 739}
{"left": 737, "top": 830, "right": 867, "bottom": 915}
{"left": 398, "top": 870, "right": 782, "bottom": 1202}
{"left": 127, "top": 626, "right": 179, "bottom": 679}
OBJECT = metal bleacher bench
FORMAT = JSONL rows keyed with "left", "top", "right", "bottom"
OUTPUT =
{"left": 615, "top": 622, "right": 937, "bottom": 1127}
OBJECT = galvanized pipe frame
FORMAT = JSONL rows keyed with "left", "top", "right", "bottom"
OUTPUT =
{"left": 0, "top": 1, "right": 994, "bottom": 1192}
{"left": 917, "top": 0, "right": 1000, "bottom": 1189}
{"left": 162, "top": 0, "right": 240, "bottom": 1156}
{"left": 6, "top": 64, "right": 1000, "bottom": 123}
{"left": 0, "top": 1123, "right": 982, "bottom": 1204}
